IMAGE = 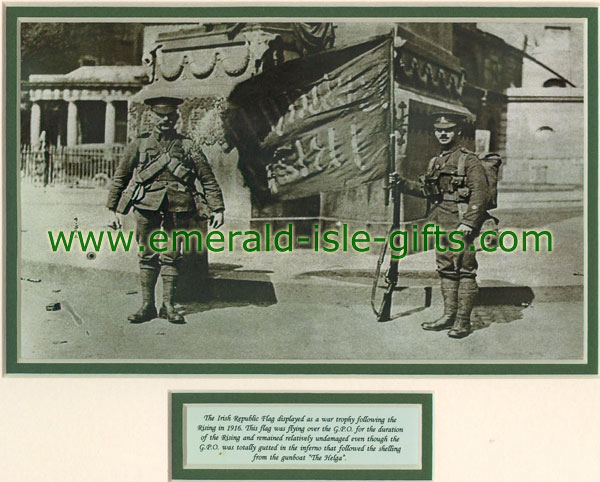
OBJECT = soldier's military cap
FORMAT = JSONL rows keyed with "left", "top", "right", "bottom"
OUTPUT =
{"left": 430, "top": 112, "right": 467, "bottom": 129}
{"left": 144, "top": 96, "right": 184, "bottom": 115}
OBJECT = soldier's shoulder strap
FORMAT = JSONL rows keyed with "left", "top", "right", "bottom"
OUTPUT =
{"left": 426, "top": 155, "right": 438, "bottom": 174}
{"left": 457, "top": 148, "right": 477, "bottom": 176}
{"left": 165, "top": 135, "right": 197, "bottom": 181}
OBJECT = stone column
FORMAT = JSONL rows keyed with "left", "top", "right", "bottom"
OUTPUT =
{"left": 30, "top": 101, "right": 41, "bottom": 146}
{"left": 67, "top": 101, "right": 78, "bottom": 146}
{"left": 104, "top": 100, "right": 116, "bottom": 144}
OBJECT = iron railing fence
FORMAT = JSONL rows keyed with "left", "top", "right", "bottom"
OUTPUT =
{"left": 20, "top": 144, "right": 125, "bottom": 187}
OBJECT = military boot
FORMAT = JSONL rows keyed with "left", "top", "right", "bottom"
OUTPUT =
{"left": 448, "top": 278, "right": 478, "bottom": 339}
{"left": 128, "top": 269, "right": 158, "bottom": 323}
{"left": 159, "top": 275, "right": 185, "bottom": 324}
{"left": 422, "top": 278, "right": 458, "bottom": 331}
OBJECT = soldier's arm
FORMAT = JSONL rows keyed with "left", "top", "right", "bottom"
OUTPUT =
{"left": 461, "top": 155, "right": 489, "bottom": 229}
{"left": 397, "top": 177, "right": 427, "bottom": 198}
{"left": 106, "top": 139, "right": 140, "bottom": 211}
{"left": 189, "top": 141, "right": 225, "bottom": 213}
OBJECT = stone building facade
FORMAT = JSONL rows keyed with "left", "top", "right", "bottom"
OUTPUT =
{"left": 132, "top": 22, "right": 520, "bottom": 233}
{"left": 479, "top": 22, "right": 585, "bottom": 188}
{"left": 22, "top": 66, "right": 147, "bottom": 147}
{"left": 21, "top": 22, "right": 539, "bottom": 227}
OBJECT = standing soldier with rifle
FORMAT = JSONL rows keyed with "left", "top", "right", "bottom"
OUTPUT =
{"left": 106, "top": 95, "right": 225, "bottom": 324}
{"left": 396, "top": 112, "right": 489, "bottom": 338}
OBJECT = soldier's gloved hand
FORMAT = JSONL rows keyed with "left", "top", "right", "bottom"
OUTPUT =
{"left": 457, "top": 223, "right": 473, "bottom": 236}
{"left": 388, "top": 173, "right": 405, "bottom": 188}
{"left": 209, "top": 211, "right": 224, "bottom": 229}
{"left": 109, "top": 211, "right": 124, "bottom": 230}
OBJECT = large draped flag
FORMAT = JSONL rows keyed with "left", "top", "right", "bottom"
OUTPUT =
{"left": 223, "top": 35, "right": 393, "bottom": 201}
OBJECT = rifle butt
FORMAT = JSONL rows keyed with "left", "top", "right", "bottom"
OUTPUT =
{"left": 377, "top": 290, "right": 394, "bottom": 322}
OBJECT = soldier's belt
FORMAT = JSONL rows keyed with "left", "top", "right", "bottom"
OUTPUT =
{"left": 442, "top": 192, "right": 466, "bottom": 202}
{"left": 169, "top": 161, "right": 193, "bottom": 181}
{"left": 136, "top": 153, "right": 171, "bottom": 182}
{"left": 136, "top": 153, "right": 194, "bottom": 184}
{"left": 149, "top": 180, "right": 190, "bottom": 192}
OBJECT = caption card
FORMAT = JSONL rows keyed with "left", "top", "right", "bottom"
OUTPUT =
{"left": 184, "top": 404, "right": 422, "bottom": 469}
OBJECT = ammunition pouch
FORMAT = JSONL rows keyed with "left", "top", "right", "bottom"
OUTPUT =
{"left": 115, "top": 173, "right": 144, "bottom": 215}
{"left": 115, "top": 186, "right": 135, "bottom": 214}
{"left": 419, "top": 174, "right": 441, "bottom": 198}
{"left": 450, "top": 175, "right": 465, "bottom": 191}
{"left": 441, "top": 186, "right": 470, "bottom": 202}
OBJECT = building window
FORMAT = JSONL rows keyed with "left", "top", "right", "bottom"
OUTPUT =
{"left": 535, "top": 126, "right": 555, "bottom": 141}
{"left": 543, "top": 78, "right": 567, "bottom": 88}
{"left": 78, "top": 101, "right": 106, "bottom": 144}
{"left": 544, "top": 25, "right": 571, "bottom": 49}
{"left": 114, "top": 101, "right": 129, "bottom": 144}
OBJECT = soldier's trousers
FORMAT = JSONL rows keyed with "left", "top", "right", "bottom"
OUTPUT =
{"left": 134, "top": 207, "right": 199, "bottom": 277}
{"left": 435, "top": 235, "right": 478, "bottom": 280}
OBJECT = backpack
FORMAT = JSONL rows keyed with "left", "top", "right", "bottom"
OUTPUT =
{"left": 457, "top": 151, "right": 502, "bottom": 211}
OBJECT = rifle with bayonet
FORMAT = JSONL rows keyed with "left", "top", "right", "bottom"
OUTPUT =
{"left": 371, "top": 30, "right": 402, "bottom": 321}
{"left": 375, "top": 171, "right": 401, "bottom": 322}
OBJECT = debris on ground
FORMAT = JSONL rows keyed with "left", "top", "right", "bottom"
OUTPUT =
{"left": 21, "top": 277, "right": 42, "bottom": 283}
{"left": 45, "top": 302, "right": 61, "bottom": 311}
{"left": 125, "top": 290, "right": 138, "bottom": 295}
{"left": 52, "top": 340, "right": 68, "bottom": 345}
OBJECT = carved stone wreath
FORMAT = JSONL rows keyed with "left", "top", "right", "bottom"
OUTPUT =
{"left": 396, "top": 49, "right": 466, "bottom": 100}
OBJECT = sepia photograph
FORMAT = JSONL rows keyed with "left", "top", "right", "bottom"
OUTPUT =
{"left": 7, "top": 10, "right": 595, "bottom": 373}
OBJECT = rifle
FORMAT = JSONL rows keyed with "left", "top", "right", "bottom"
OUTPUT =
{"left": 374, "top": 171, "right": 401, "bottom": 322}
{"left": 373, "top": 31, "right": 403, "bottom": 322}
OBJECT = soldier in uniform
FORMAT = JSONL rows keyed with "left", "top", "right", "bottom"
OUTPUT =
{"left": 398, "top": 112, "right": 489, "bottom": 338}
{"left": 107, "top": 96, "right": 225, "bottom": 324}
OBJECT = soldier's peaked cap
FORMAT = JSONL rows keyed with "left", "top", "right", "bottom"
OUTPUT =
{"left": 144, "top": 96, "right": 183, "bottom": 115}
{"left": 430, "top": 111, "right": 466, "bottom": 129}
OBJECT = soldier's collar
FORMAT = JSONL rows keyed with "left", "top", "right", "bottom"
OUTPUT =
{"left": 439, "top": 145, "right": 459, "bottom": 155}
{"left": 153, "top": 128, "right": 177, "bottom": 142}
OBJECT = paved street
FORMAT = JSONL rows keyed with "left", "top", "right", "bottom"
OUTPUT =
{"left": 17, "top": 185, "right": 585, "bottom": 362}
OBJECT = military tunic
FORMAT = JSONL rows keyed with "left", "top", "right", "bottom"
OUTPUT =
{"left": 401, "top": 145, "right": 489, "bottom": 280}
{"left": 107, "top": 129, "right": 225, "bottom": 276}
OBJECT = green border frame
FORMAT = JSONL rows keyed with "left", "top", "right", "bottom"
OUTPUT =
{"left": 170, "top": 392, "right": 433, "bottom": 481}
{"left": 5, "top": 6, "right": 598, "bottom": 375}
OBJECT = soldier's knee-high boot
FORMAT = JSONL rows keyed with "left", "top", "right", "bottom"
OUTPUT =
{"left": 448, "top": 278, "right": 477, "bottom": 338}
{"left": 422, "top": 278, "right": 459, "bottom": 331}
{"left": 128, "top": 268, "right": 159, "bottom": 323}
{"left": 159, "top": 275, "right": 185, "bottom": 324}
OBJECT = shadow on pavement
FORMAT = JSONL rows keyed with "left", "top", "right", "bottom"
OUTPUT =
{"left": 176, "top": 262, "right": 277, "bottom": 315}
